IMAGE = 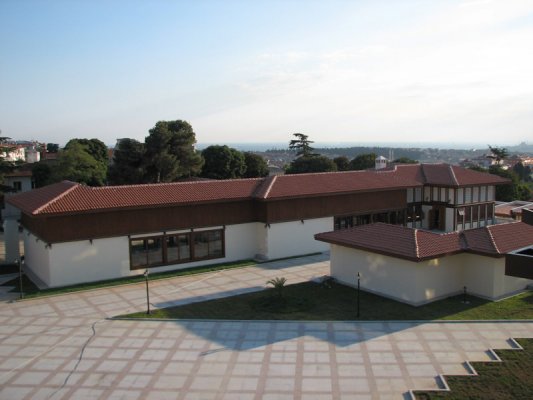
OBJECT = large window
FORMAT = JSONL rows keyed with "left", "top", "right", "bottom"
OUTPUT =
{"left": 130, "top": 229, "right": 224, "bottom": 269}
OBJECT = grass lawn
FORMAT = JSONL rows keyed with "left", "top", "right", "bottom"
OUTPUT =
{"left": 122, "top": 281, "right": 533, "bottom": 320}
{"left": 414, "top": 338, "right": 533, "bottom": 400}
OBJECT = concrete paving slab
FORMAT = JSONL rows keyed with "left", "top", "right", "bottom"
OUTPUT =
{"left": 0, "top": 254, "right": 531, "bottom": 399}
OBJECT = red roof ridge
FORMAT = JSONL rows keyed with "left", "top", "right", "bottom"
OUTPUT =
{"left": 486, "top": 224, "right": 502, "bottom": 254}
{"left": 414, "top": 229, "right": 420, "bottom": 259}
{"left": 33, "top": 181, "right": 79, "bottom": 215}
{"left": 262, "top": 175, "right": 277, "bottom": 199}
{"left": 89, "top": 177, "right": 264, "bottom": 192}
{"left": 449, "top": 165, "right": 460, "bottom": 186}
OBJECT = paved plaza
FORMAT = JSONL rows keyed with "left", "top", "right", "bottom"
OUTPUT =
{"left": 0, "top": 253, "right": 532, "bottom": 399}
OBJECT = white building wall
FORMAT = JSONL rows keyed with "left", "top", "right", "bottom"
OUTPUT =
{"left": 445, "top": 208, "right": 455, "bottom": 232}
{"left": 330, "top": 245, "right": 420, "bottom": 304}
{"left": 329, "top": 246, "right": 533, "bottom": 306}
{"left": 462, "top": 254, "right": 532, "bottom": 299}
{"left": 34, "top": 223, "right": 263, "bottom": 288}
{"left": 414, "top": 256, "right": 464, "bottom": 304}
{"left": 24, "top": 231, "right": 52, "bottom": 286}
{"left": 3, "top": 218, "right": 20, "bottom": 262}
{"left": 330, "top": 246, "right": 465, "bottom": 305}
{"left": 265, "top": 217, "right": 332, "bottom": 260}
{"left": 48, "top": 237, "right": 130, "bottom": 287}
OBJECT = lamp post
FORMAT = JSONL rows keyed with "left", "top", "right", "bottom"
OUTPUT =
{"left": 357, "top": 272, "right": 361, "bottom": 318}
{"left": 144, "top": 269, "right": 150, "bottom": 314}
{"left": 462, "top": 286, "right": 469, "bottom": 304}
{"left": 16, "top": 258, "right": 23, "bottom": 299}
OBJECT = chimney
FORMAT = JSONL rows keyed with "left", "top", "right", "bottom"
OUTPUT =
{"left": 375, "top": 156, "right": 388, "bottom": 170}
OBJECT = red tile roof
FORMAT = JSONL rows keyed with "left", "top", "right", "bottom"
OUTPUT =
{"left": 7, "top": 163, "right": 510, "bottom": 216}
{"left": 315, "top": 223, "right": 464, "bottom": 261}
{"left": 7, "top": 179, "right": 262, "bottom": 216}
{"left": 315, "top": 222, "right": 533, "bottom": 261}
{"left": 464, "top": 222, "right": 533, "bottom": 256}
{"left": 257, "top": 164, "right": 508, "bottom": 200}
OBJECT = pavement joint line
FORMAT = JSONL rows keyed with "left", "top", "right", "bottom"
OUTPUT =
{"left": 7, "top": 262, "right": 260, "bottom": 302}
{"left": 6, "top": 253, "right": 328, "bottom": 303}
{"left": 0, "top": 320, "right": 102, "bottom": 383}
{"left": 163, "top": 270, "right": 224, "bottom": 295}
{"left": 46, "top": 319, "right": 107, "bottom": 400}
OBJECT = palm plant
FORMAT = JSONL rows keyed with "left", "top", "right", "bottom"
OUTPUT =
{"left": 266, "top": 277, "right": 287, "bottom": 299}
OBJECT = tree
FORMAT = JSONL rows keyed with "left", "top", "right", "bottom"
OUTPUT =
{"left": 31, "top": 163, "right": 54, "bottom": 188}
{"left": 488, "top": 146, "right": 508, "bottom": 163}
{"left": 393, "top": 157, "right": 418, "bottom": 164}
{"left": 201, "top": 145, "right": 246, "bottom": 179}
{"left": 333, "top": 156, "right": 350, "bottom": 171}
{"left": 65, "top": 138, "right": 108, "bottom": 165}
{"left": 144, "top": 120, "right": 203, "bottom": 183}
{"left": 349, "top": 153, "right": 376, "bottom": 170}
{"left": 108, "top": 139, "right": 145, "bottom": 185}
{"left": 513, "top": 162, "right": 532, "bottom": 182}
{"left": 286, "top": 155, "right": 337, "bottom": 174}
{"left": 46, "top": 143, "right": 59, "bottom": 153}
{"left": 289, "top": 133, "right": 315, "bottom": 157}
{"left": 488, "top": 165, "right": 527, "bottom": 201}
{"left": 56, "top": 142, "right": 107, "bottom": 186}
{"left": 243, "top": 152, "right": 269, "bottom": 178}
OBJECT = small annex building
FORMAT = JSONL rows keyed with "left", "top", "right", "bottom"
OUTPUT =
{"left": 315, "top": 222, "right": 533, "bottom": 305}
{"left": 6, "top": 163, "right": 510, "bottom": 288}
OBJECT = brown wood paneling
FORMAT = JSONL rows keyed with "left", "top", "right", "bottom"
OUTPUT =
{"left": 523, "top": 209, "right": 533, "bottom": 226}
{"left": 263, "top": 190, "right": 406, "bottom": 223}
{"left": 21, "top": 189, "right": 407, "bottom": 243}
{"left": 23, "top": 200, "right": 256, "bottom": 243}
{"left": 505, "top": 252, "right": 533, "bottom": 279}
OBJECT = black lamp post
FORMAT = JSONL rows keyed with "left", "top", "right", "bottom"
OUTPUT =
{"left": 144, "top": 269, "right": 150, "bottom": 314}
{"left": 462, "top": 286, "right": 469, "bottom": 304}
{"left": 16, "top": 258, "right": 23, "bottom": 300}
{"left": 357, "top": 272, "right": 361, "bottom": 318}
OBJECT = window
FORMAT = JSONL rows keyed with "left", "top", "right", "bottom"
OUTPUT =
{"left": 414, "top": 188, "right": 422, "bottom": 202}
{"left": 448, "top": 188, "right": 455, "bottom": 204}
{"left": 194, "top": 230, "right": 223, "bottom": 260}
{"left": 480, "top": 186, "right": 487, "bottom": 202}
{"left": 130, "top": 238, "right": 163, "bottom": 269}
{"left": 334, "top": 216, "right": 354, "bottom": 230}
{"left": 13, "top": 181, "right": 22, "bottom": 192}
{"left": 473, "top": 187, "right": 479, "bottom": 203}
{"left": 130, "top": 229, "right": 224, "bottom": 269}
{"left": 465, "top": 187, "right": 472, "bottom": 203}
{"left": 457, "top": 188, "right": 464, "bottom": 205}
{"left": 480, "top": 204, "right": 486, "bottom": 220}
{"left": 166, "top": 234, "right": 190, "bottom": 263}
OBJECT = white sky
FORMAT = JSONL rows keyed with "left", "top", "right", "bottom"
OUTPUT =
{"left": 1, "top": 0, "right": 532, "bottom": 147}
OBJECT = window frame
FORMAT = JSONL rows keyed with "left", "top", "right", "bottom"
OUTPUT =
{"left": 129, "top": 229, "right": 225, "bottom": 270}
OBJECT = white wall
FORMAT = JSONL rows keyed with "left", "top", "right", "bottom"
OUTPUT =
{"left": 462, "top": 254, "right": 532, "bottom": 300}
{"left": 329, "top": 245, "right": 533, "bottom": 306}
{"left": 265, "top": 217, "right": 332, "bottom": 260}
{"left": 3, "top": 218, "right": 20, "bottom": 262}
{"left": 24, "top": 231, "right": 51, "bottom": 286}
{"left": 48, "top": 237, "right": 130, "bottom": 287}
{"left": 330, "top": 245, "right": 464, "bottom": 305}
{"left": 31, "top": 223, "right": 264, "bottom": 288}
{"left": 445, "top": 208, "right": 455, "bottom": 232}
